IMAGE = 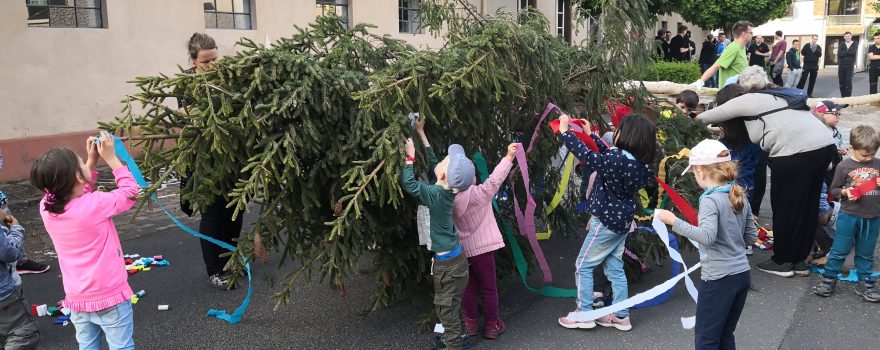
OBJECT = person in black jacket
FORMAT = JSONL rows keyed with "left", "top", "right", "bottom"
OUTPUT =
{"left": 798, "top": 34, "right": 822, "bottom": 97}
{"left": 837, "top": 32, "right": 859, "bottom": 97}
{"left": 655, "top": 29, "right": 667, "bottom": 60}
{"left": 700, "top": 34, "right": 718, "bottom": 87}
{"left": 663, "top": 31, "right": 673, "bottom": 61}
{"left": 670, "top": 25, "right": 691, "bottom": 61}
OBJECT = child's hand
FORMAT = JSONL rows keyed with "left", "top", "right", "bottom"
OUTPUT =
{"left": 875, "top": 177, "right": 880, "bottom": 187}
{"left": 86, "top": 136, "right": 99, "bottom": 169}
{"left": 415, "top": 116, "right": 426, "bottom": 134}
{"left": 656, "top": 209, "right": 677, "bottom": 226}
{"left": 96, "top": 131, "right": 124, "bottom": 170}
{"left": 842, "top": 188, "right": 856, "bottom": 201}
{"left": 404, "top": 138, "right": 416, "bottom": 158}
{"left": 506, "top": 143, "right": 518, "bottom": 160}
{"left": 558, "top": 114, "right": 570, "bottom": 133}
{"left": 578, "top": 118, "right": 592, "bottom": 133}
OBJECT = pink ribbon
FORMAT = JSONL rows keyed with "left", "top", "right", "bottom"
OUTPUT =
{"left": 511, "top": 143, "right": 553, "bottom": 283}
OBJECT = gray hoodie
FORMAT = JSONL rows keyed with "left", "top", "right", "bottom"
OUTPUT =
{"left": 672, "top": 191, "right": 757, "bottom": 281}
{"left": 698, "top": 93, "right": 834, "bottom": 158}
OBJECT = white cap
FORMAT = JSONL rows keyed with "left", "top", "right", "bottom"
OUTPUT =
{"left": 682, "top": 139, "right": 731, "bottom": 175}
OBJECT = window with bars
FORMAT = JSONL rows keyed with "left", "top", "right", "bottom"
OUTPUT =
{"left": 25, "top": 0, "right": 103, "bottom": 28}
{"left": 204, "top": 0, "right": 252, "bottom": 30}
{"left": 316, "top": 0, "right": 349, "bottom": 28}
{"left": 556, "top": 0, "right": 570, "bottom": 43}
{"left": 399, "top": 0, "right": 421, "bottom": 33}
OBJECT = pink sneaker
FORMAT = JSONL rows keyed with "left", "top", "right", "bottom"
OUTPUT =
{"left": 595, "top": 314, "right": 632, "bottom": 331}
{"left": 558, "top": 312, "right": 596, "bottom": 329}
{"left": 465, "top": 318, "right": 479, "bottom": 337}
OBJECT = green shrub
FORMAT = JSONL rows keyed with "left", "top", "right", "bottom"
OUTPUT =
{"left": 642, "top": 61, "right": 702, "bottom": 84}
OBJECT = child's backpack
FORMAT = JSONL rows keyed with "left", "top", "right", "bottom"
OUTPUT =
{"left": 742, "top": 87, "right": 809, "bottom": 121}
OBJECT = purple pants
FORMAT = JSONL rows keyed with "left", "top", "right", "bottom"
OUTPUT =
{"left": 462, "top": 251, "right": 500, "bottom": 322}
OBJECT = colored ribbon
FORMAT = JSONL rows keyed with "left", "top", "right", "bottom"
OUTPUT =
{"left": 511, "top": 144, "right": 553, "bottom": 283}
{"left": 473, "top": 152, "right": 576, "bottom": 297}
{"left": 849, "top": 176, "right": 879, "bottom": 201}
{"left": 112, "top": 136, "right": 252, "bottom": 324}
{"left": 538, "top": 153, "right": 575, "bottom": 240}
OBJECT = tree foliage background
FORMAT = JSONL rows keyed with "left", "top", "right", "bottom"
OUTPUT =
{"left": 575, "top": 0, "right": 793, "bottom": 32}
{"left": 103, "top": 0, "right": 708, "bottom": 317}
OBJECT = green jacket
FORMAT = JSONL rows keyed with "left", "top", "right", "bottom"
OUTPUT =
{"left": 400, "top": 163, "right": 459, "bottom": 252}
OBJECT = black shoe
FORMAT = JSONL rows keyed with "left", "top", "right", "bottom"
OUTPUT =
{"left": 856, "top": 281, "right": 880, "bottom": 302}
{"left": 792, "top": 261, "right": 810, "bottom": 277}
{"left": 756, "top": 259, "right": 794, "bottom": 278}
{"left": 814, "top": 276, "right": 836, "bottom": 297}
{"left": 16, "top": 259, "right": 50, "bottom": 274}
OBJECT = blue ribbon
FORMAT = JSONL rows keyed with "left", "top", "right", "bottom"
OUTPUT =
{"left": 633, "top": 226, "right": 683, "bottom": 309}
{"left": 112, "top": 136, "right": 252, "bottom": 324}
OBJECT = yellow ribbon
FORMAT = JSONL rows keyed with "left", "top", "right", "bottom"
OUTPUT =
{"left": 538, "top": 153, "right": 575, "bottom": 240}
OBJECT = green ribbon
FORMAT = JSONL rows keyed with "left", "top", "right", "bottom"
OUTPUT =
{"left": 472, "top": 152, "right": 576, "bottom": 298}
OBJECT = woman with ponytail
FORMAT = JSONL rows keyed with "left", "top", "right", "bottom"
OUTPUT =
{"left": 656, "top": 139, "right": 757, "bottom": 350}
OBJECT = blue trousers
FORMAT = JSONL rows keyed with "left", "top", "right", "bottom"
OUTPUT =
{"left": 575, "top": 217, "right": 629, "bottom": 317}
{"left": 823, "top": 212, "right": 880, "bottom": 282}
{"left": 695, "top": 271, "right": 750, "bottom": 350}
{"left": 701, "top": 63, "right": 718, "bottom": 88}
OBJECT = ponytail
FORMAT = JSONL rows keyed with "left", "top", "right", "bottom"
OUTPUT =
{"left": 30, "top": 148, "right": 85, "bottom": 215}
{"left": 728, "top": 183, "right": 746, "bottom": 213}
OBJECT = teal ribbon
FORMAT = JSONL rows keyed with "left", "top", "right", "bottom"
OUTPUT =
{"left": 112, "top": 136, "right": 252, "bottom": 324}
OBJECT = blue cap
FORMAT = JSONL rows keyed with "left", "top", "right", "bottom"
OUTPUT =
{"left": 446, "top": 144, "right": 475, "bottom": 192}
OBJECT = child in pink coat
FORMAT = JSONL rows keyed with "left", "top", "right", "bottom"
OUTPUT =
{"left": 453, "top": 144, "right": 516, "bottom": 339}
{"left": 31, "top": 132, "right": 139, "bottom": 350}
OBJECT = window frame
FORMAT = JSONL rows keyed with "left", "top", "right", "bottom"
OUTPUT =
{"left": 204, "top": 0, "right": 253, "bottom": 30}
{"left": 518, "top": 0, "right": 537, "bottom": 10}
{"left": 25, "top": 0, "right": 104, "bottom": 28}
{"left": 555, "top": 0, "right": 571, "bottom": 43}
{"left": 315, "top": 0, "right": 350, "bottom": 28}
{"left": 399, "top": 0, "right": 421, "bottom": 34}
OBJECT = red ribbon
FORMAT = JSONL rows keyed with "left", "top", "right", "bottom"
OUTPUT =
{"left": 850, "top": 176, "right": 879, "bottom": 201}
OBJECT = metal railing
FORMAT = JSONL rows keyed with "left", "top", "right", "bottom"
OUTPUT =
{"left": 826, "top": 15, "right": 862, "bottom": 26}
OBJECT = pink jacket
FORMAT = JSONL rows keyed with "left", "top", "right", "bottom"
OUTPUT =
{"left": 453, "top": 157, "right": 513, "bottom": 257}
{"left": 40, "top": 167, "right": 138, "bottom": 312}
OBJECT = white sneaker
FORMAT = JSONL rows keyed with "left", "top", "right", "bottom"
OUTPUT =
{"left": 746, "top": 246, "right": 754, "bottom": 256}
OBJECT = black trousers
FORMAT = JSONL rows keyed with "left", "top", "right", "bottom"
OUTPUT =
{"left": 695, "top": 271, "right": 750, "bottom": 350}
{"left": 869, "top": 67, "right": 880, "bottom": 95}
{"left": 199, "top": 197, "right": 244, "bottom": 276}
{"left": 797, "top": 69, "right": 819, "bottom": 96}
{"left": 768, "top": 146, "right": 835, "bottom": 264}
{"left": 838, "top": 64, "right": 854, "bottom": 97}
{"left": 750, "top": 151, "right": 769, "bottom": 217}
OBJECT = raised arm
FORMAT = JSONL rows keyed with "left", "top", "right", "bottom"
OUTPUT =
{"left": 88, "top": 132, "right": 139, "bottom": 218}
{"left": 558, "top": 114, "right": 603, "bottom": 169}
{"left": 399, "top": 138, "right": 440, "bottom": 206}
{"left": 467, "top": 145, "right": 516, "bottom": 207}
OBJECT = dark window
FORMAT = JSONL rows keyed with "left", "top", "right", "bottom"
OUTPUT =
{"left": 399, "top": 0, "right": 421, "bottom": 34}
{"left": 204, "top": 0, "right": 252, "bottom": 30}
{"left": 316, "top": 0, "right": 349, "bottom": 29}
{"left": 26, "top": 0, "right": 103, "bottom": 28}
{"left": 827, "top": 0, "right": 862, "bottom": 16}
{"left": 660, "top": 21, "right": 667, "bottom": 31}
{"left": 518, "top": 0, "right": 536, "bottom": 10}
{"left": 556, "top": 0, "right": 571, "bottom": 43}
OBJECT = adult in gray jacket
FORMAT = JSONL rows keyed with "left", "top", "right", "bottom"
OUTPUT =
{"left": 695, "top": 66, "right": 836, "bottom": 278}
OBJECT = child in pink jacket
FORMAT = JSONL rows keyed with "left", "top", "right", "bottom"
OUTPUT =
{"left": 31, "top": 131, "right": 139, "bottom": 350}
{"left": 453, "top": 144, "right": 516, "bottom": 340}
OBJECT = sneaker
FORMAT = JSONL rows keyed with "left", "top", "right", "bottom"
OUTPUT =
{"left": 595, "top": 314, "right": 632, "bottom": 331}
{"left": 483, "top": 320, "right": 505, "bottom": 340}
{"left": 856, "top": 281, "right": 880, "bottom": 302}
{"left": 16, "top": 259, "right": 50, "bottom": 274}
{"left": 792, "top": 261, "right": 810, "bottom": 277}
{"left": 465, "top": 318, "right": 479, "bottom": 337}
{"left": 208, "top": 273, "right": 236, "bottom": 290}
{"left": 592, "top": 292, "right": 605, "bottom": 308}
{"left": 745, "top": 246, "right": 754, "bottom": 256}
{"left": 756, "top": 259, "right": 795, "bottom": 278}
{"left": 434, "top": 335, "right": 471, "bottom": 350}
{"left": 558, "top": 312, "right": 597, "bottom": 330}
{"left": 814, "top": 276, "right": 837, "bottom": 297}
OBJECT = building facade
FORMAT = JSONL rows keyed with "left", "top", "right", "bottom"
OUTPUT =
{"left": 0, "top": 0, "right": 588, "bottom": 181}
{"left": 753, "top": 0, "right": 880, "bottom": 69}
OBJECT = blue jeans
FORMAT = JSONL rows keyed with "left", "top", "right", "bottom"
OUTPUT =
{"left": 701, "top": 63, "right": 717, "bottom": 88}
{"left": 695, "top": 271, "right": 750, "bottom": 350}
{"left": 575, "top": 217, "right": 629, "bottom": 317}
{"left": 823, "top": 212, "right": 880, "bottom": 282}
{"left": 70, "top": 301, "right": 134, "bottom": 350}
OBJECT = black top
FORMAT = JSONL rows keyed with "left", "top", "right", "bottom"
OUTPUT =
{"left": 838, "top": 41, "right": 858, "bottom": 66}
{"left": 869, "top": 44, "right": 880, "bottom": 69}
{"left": 801, "top": 43, "right": 822, "bottom": 70}
{"left": 748, "top": 43, "right": 769, "bottom": 66}
{"left": 670, "top": 35, "right": 689, "bottom": 61}
{"left": 662, "top": 40, "right": 672, "bottom": 61}
{"left": 699, "top": 40, "right": 717, "bottom": 64}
